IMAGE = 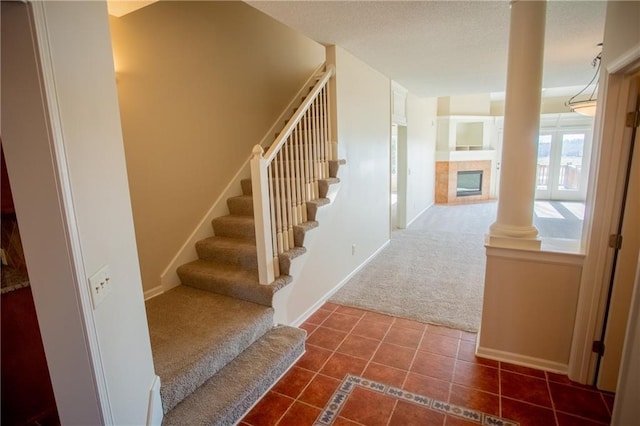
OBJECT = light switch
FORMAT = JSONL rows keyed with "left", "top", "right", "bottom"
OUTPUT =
{"left": 89, "top": 265, "right": 113, "bottom": 308}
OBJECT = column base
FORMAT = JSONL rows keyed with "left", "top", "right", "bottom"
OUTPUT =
{"left": 487, "top": 222, "right": 541, "bottom": 250}
{"left": 486, "top": 234, "right": 541, "bottom": 250}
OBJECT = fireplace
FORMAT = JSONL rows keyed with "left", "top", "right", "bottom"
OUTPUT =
{"left": 436, "top": 160, "right": 491, "bottom": 204}
{"left": 456, "top": 170, "right": 483, "bottom": 197}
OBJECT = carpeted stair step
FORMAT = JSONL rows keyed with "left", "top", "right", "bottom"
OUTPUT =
{"left": 162, "top": 325, "right": 306, "bottom": 426}
{"left": 195, "top": 236, "right": 258, "bottom": 269}
{"left": 306, "top": 198, "right": 330, "bottom": 221}
{"left": 227, "top": 195, "right": 254, "bottom": 216}
{"left": 212, "top": 215, "right": 255, "bottom": 241}
{"left": 329, "top": 159, "right": 347, "bottom": 178}
{"left": 177, "top": 260, "right": 291, "bottom": 306}
{"left": 145, "top": 286, "right": 274, "bottom": 413}
{"left": 241, "top": 178, "right": 253, "bottom": 196}
{"left": 319, "top": 177, "right": 340, "bottom": 198}
{"left": 195, "top": 234, "right": 306, "bottom": 276}
{"left": 294, "top": 221, "right": 318, "bottom": 247}
{"left": 279, "top": 246, "right": 307, "bottom": 276}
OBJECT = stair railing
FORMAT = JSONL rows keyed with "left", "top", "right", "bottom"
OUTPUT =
{"left": 251, "top": 65, "right": 335, "bottom": 284}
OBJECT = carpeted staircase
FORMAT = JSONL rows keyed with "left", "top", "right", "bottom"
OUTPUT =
{"left": 145, "top": 163, "right": 343, "bottom": 424}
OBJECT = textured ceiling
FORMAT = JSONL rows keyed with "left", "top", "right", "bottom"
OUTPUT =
{"left": 247, "top": 1, "right": 606, "bottom": 98}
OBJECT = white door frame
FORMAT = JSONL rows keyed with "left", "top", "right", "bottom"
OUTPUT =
{"left": 568, "top": 46, "right": 640, "bottom": 391}
{"left": 2, "top": 2, "right": 116, "bottom": 423}
{"left": 391, "top": 81, "right": 409, "bottom": 230}
{"left": 395, "top": 125, "right": 408, "bottom": 229}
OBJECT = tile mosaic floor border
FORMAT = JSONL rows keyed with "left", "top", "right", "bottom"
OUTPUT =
{"left": 315, "top": 374, "right": 520, "bottom": 426}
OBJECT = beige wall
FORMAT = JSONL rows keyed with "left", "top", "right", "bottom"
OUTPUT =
{"left": 490, "top": 95, "right": 574, "bottom": 116}
{"left": 273, "top": 45, "right": 392, "bottom": 324}
{"left": 109, "top": 1, "right": 325, "bottom": 291}
{"left": 437, "top": 93, "right": 575, "bottom": 117}
{"left": 479, "top": 250, "right": 583, "bottom": 372}
{"left": 601, "top": 1, "right": 640, "bottom": 65}
{"left": 438, "top": 94, "right": 491, "bottom": 116}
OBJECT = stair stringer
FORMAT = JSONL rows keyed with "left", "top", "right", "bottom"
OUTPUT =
{"left": 270, "top": 176, "right": 343, "bottom": 325}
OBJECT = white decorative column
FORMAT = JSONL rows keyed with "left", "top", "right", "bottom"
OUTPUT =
{"left": 488, "top": 0, "right": 546, "bottom": 249}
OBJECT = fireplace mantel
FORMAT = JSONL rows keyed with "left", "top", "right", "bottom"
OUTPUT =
{"left": 435, "top": 149, "right": 496, "bottom": 162}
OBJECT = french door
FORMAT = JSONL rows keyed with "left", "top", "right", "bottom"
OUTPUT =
{"left": 536, "top": 130, "right": 591, "bottom": 200}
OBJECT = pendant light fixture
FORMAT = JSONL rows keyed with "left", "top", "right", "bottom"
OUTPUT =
{"left": 566, "top": 45, "right": 602, "bottom": 117}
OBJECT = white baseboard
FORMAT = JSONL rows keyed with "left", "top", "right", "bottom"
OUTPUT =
{"left": 406, "top": 202, "right": 434, "bottom": 228}
{"left": 476, "top": 345, "right": 568, "bottom": 374}
{"left": 146, "top": 375, "right": 163, "bottom": 426}
{"left": 144, "top": 285, "right": 165, "bottom": 301}
{"left": 291, "top": 239, "right": 391, "bottom": 327}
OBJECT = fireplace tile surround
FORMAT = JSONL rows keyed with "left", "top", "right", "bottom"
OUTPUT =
{"left": 436, "top": 160, "right": 492, "bottom": 204}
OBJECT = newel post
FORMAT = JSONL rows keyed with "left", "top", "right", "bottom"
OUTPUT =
{"left": 250, "top": 145, "right": 275, "bottom": 284}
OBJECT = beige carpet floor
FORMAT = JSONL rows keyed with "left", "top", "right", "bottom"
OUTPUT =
{"left": 331, "top": 202, "right": 495, "bottom": 332}
{"left": 331, "top": 200, "right": 584, "bottom": 332}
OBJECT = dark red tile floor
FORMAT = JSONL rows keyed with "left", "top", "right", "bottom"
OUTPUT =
{"left": 241, "top": 303, "right": 614, "bottom": 426}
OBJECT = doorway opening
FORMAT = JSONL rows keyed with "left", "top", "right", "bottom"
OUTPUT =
{"left": 391, "top": 123, "right": 408, "bottom": 230}
{"left": 1, "top": 145, "right": 59, "bottom": 425}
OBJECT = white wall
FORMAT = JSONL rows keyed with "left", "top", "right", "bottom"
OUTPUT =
{"left": 405, "top": 95, "right": 438, "bottom": 224}
{"left": 1, "top": 2, "right": 156, "bottom": 424}
{"left": 274, "top": 45, "right": 392, "bottom": 324}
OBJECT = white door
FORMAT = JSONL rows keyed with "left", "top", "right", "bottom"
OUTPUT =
{"left": 597, "top": 83, "right": 640, "bottom": 392}
{"left": 536, "top": 130, "right": 591, "bottom": 201}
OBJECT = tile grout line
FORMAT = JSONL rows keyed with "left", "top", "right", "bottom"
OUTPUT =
{"left": 401, "top": 321, "right": 429, "bottom": 390}
{"left": 271, "top": 392, "right": 297, "bottom": 426}
{"left": 384, "top": 399, "right": 400, "bottom": 426}
{"left": 388, "top": 319, "right": 429, "bottom": 424}
{"left": 498, "top": 361, "right": 503, "bottom": 419}
{"left": 284, "top": 304, "right": 363, "bottom": 425}
{"left": 361, "top": 315, "right": 394, "bottom": 372}
{"left": 450, "top": 335, "right": 461, "bottom": 407}
{"left": 600, "top": 391, "right": 613, "bottom": 418}
{"left": 372, "top": 316, "right": 425, "bottom": 426}
{"left": 319, "top": 307, "right": 394, "bottom": 426}
{"left": 544, "top": 371, "right": 561, "bottom": 426}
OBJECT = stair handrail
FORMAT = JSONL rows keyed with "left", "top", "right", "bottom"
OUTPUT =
{"left": 251, "top": 64, "right": 335, "bottom": 284}
{"left": 263, "top": 65, "right": 335, "bottom": 164}
{"left": 256, "top": 63, "right": 327, "bottom": 151}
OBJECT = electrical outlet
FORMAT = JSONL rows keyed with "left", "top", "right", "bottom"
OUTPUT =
{"left": 352, "top": 244, "right": 356, "bottom": 255}
{"left": 89, "top": 265, "right": 113, "bottom": 308}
